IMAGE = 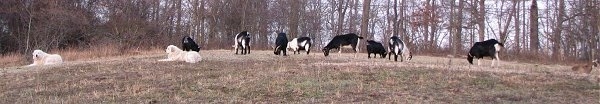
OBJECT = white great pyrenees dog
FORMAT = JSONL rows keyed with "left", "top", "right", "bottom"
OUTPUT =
{"left": 158, "top": 45, "right": 202, "bottom": 63}
{"left": 28, "top": 50, "right": 63, "bottom": 66}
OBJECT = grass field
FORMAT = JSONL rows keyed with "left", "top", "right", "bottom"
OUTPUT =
{"left": 1, "top": 50, "right": 599, "bottom": 103}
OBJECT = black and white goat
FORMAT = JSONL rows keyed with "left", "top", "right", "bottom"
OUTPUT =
{"left": 322, "top": 33, "right": 364, "bottom": 57}
{"left": 287, "top": 37, "right": 312, "bottom": 54}
{"left": 467, "top": 39, "right": 504, "bottom": 66}
{"left": 273, "top": 32, "right": 288, "bottom": 56}
{"left": 234, "top": 31, "right": 251, "bottom": 55}
{"left": 388, "top": 36, "right": 412, "bottom": 62}
{"left": 182, "top": 36, "right": 200, "bottom": 52}
{"left": 366, "top": 40, "right": 386, "bottom": 58}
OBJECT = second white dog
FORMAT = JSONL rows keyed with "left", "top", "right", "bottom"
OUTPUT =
{"left": 159, "top": 45, "right": 202, "bottom": 63}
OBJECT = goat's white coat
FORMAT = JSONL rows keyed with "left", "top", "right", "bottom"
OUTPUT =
{"left": 287, "top": 38, "right": 299, "bottom": 52}
{"left": 389, "top": 38, "right": 411, "bottom": 61}
{"left": 28, "top": 50, "right": 63, "bottom": 66}
{"left": 159, "top": 45, "right": 202, "bottom": 63}
{"left": 401, "top": 43, "right": 411, "bottom": 61}
{"left": 474, "top": 43, "right": 502, "bottom": 66}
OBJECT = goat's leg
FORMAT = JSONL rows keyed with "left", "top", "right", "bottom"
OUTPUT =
{"left": 477, "top": 59, "right": 481, "bottom": 66}
{"left": 495, "top": 53, "right": 500, "bottom": 66}
{"left": 491, "top": 59, "right": 495, "bottom": 67}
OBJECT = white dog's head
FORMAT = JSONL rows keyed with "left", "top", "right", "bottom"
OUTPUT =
{"left": 165, "top": 45, "right": 183, "bottom": 54}
{"left": 32, "top": 50, "right": 48, "bottom": 60}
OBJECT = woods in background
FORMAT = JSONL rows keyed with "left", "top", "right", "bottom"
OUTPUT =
{"left": 1, "top": 0, "right": 599, "bottom": 62}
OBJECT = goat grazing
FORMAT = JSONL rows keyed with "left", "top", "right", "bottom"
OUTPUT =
{"left": 274, "top": 32, "right": 288, "bottom": 56}
{"left": 234, "top": 31, "right": 251, "bottom": 55}
{"left": 366, "top": 40, "right": 386, "bottom": 58}
{"left": 467, "top": 39, "right": 504, "bottom": 66}
{"left": 322, "top": 33, "right": 364, "bottom": 57}
{"left": 287, "top": 37, "right": 312, "bottom": 54}
{"left": 388, "top": 36, "right": 412, "bottom": 62}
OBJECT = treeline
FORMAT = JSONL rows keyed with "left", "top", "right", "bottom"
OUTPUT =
{"left": 1, "top": 0, "right": 599, "bottom": 61}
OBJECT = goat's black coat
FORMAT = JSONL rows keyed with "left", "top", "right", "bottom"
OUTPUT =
{"left": 467, "top": 39, "right": 504, "bottom": 64}
{"left": 322, "top": 33, "right": 364, "bottom": 56}
{"left": 388, "top": 36, "right": 405, "bottom": 61}
{"left": 291, "top": 37, "right": 312, "bottom": 54}
{"left": 235, "top": 31, "right": 251, "bottom": 55}
{"left": 182, "top": 36, "right": 200, "bottom": 52}
{"left": 274, "top": 33, "right": 288, "bottom": 56}
{"left": 366, "top": 40, "right": 386, "bottom": 58}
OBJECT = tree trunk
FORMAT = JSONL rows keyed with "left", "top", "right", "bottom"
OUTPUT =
{"left": 336, "top": 0, "right": 347, "bottom": 35}
{"left": 530, "top": 0, "right": 540, "bottom": 54}
{"left": 552, "top": 0, "right": 565, "bottom": 60}
{"left": 288, "top": 0, "right": 300, "bottom": 38}
{"left": 478, "top": 0, "right": 486, "bottom": 42}
{"left": 452, "top": 0, "right": 464, "bottom": 55}
{"left": 360, "top": 0, "right": 371, "bottom": 40}
{"left": 514, "top": 0, "right": 521, "bottom": 54}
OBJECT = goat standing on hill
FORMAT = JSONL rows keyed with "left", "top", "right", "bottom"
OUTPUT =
{"left": 28, "top": 50, "right": 63, "bottom": 66}
{"left": 572, "top": 59, "right": 599, "bottom": 74}
{"left": 366, "top": 40, "right": 387, "bottom": 58}
{"left": 388, "top": 36, "right": 412, "bottom": 62}
{"left": 234, "top": 31, "right": 251, "bottom": 55}
{"left": 287, "top": 37, "right": 312, "bottom": 55}
{"left": 322, "top": 33, "right": 363, "bottom": 57}
{"left": 274, "top": 32, "right": 289, "bottom": 56}
{"left": 182, "top": 36, "right": 200, "bottom": 52}
{"left": 467, "top": 39, "right": 504, "bottom": 66}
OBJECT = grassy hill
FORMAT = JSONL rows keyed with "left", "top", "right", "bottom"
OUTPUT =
{"left": 1, "top": 50, "right": 598, "bottom": 103}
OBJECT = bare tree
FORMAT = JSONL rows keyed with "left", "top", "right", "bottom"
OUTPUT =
{"left": 530, "top": 0, "right": 540, "bottom": 54}
{"left": 552, "top": 0, "right": 565, "bottom": 60}
{"left": 360, "top": 0, "right": 372, "bottom": 40}
{"left": 477, "top": 0, "right": 486, "bottom": 42}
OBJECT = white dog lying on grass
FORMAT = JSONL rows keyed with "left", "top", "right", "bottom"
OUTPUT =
{"left": 28, "top": 50, "right": 63, "bottom": 66}
{"left": 158, "top": 45, "right": 202, "bottom": 63}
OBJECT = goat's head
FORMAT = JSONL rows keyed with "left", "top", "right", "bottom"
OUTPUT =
{"left": 322, "top": 48, "right": 331, "bottom": 56}
{"left": 273, "top": 46, "right": 281, "bottom": 55}
{"left": 467, "top": 53, "right": 474, "bottom": 64}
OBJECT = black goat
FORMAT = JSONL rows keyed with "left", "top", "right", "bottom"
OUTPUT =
{"left": 467, "top": 39, "right": 504, "bottom": 66}
{"left": 366, "top": 40, "right": 386, "bottom": 58}
{"left": 182, "top": 36, "right": 200, "bottom": 52}
{"left": 322, "top": 33, "right": 364, "bottom": 57}
{"left": 274, "top": 32, "right": 288, "bottom": 56}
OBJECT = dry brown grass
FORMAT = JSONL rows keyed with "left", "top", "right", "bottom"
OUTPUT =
{"left": 0, "top": 45, "right": 163, "bottom": 68}
{"left": 0, "top": 50, "right": 598, "bottom": 103}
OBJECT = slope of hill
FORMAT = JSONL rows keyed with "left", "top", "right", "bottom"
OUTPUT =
{"left": 1, "top": 50, "right": 598, "bottom": 103}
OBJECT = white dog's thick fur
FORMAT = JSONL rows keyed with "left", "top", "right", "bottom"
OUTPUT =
{"left": 28, "top": 50, "right": 63, "bottom": 66}
{"left": 159, "top": 45, "right": 202, "bottom": 63}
